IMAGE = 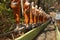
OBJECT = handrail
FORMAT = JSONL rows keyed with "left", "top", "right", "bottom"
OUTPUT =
{"left": 15, "top": 20, "right": 51, "bottom": 40}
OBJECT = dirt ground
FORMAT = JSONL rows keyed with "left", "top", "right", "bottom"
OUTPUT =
{"left": 35, "top": 24, "right": 56, "bottom": 40}
{"left": 0, "top": 24, "right": 56, "bottom": 40}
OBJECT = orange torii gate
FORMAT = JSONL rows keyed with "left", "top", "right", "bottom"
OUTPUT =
{"left": 36, "top": 7, "right": 41, "bottom": 25}
{"left": 29, "top": 2, "right": 34, "bottom": 24}
{"left": 23, "top": 0, "right": 30, "bottom": 28}
{"left": 36, "top": 8, "right": 39, "bottom": 24}
{"left": 42, "top": 11, "right": 50, "bottom": 23}
{"left": 33, "top": 5, "right": 38, "bottom": 25}
{"left": 43, "top": 13, "right": 47, "bottom": 23}
{"left": 39, "top": 8, "right": 44, "bottom": 24}
{"left": 10, "top": 0, "right": 20, "bottom": 25}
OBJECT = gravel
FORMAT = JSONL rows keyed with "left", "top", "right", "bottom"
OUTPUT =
{"left": 35, "top": 24, "right": 56, "bottom": 40}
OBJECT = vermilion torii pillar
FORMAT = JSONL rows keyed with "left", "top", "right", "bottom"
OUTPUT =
{"left": 29, "top": 2, "right": 34, "bottom": 24}
{"left": 23, "top": 0, "right": 30, "bottom": 27}
{"left": 10, "top": 0, "right": 20, "bottom": 25}
{"left": 39, "top": 8, "right": 43, "bottom": 24}
{"left": 33, "top": 5, "right": 38, "bottom": 24}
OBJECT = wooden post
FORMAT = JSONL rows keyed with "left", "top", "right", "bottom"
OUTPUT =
{"left": 33, "top": 5, "right": 38, "bottom": 24}
{"left": 29, "top": 2, "right": 34, "bottom": 24}
{"left": 39, "top": 8, "right": 43, "bottom": 24}
{"left": 36, "top": 8, "right": 39, "bottom": 24}
{"left": 38, "top": 7, "right": 41, "bottom": 24}
{"left": 43, "top": 13, "right": 47, "bottom": 23}
{"left": 10, "top": 0, "right": 20, "bottom": 25}
{"left": 23, "top": 0, "right": 30, "bottom": 27}
{"left": 21, "top": 0, "right": 24, "bottom": 14}
{"left": 43, "top": 11, "right": 49, "bottom": 23}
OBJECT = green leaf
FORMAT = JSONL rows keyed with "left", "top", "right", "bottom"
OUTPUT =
{"left": 55, "top": 26, "right": 60, "bottom": 40}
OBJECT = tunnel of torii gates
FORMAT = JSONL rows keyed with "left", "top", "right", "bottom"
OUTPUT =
{"left": 10, "top": 0, "right": 50, "bottom": 29}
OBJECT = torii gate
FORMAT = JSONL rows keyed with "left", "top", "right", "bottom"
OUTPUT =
{"left": 39, "top": 8, "right": 44, "bottom": 24}
{"left": 10, "top": 0, "right": 20, "bottom": 26}
{"left": 29, "top": 2, "right": 34, "bottom": 24}
{"left": 23, "top": 0, "right": 30, "bottom": 28}
{"left": 33, "top": 5, "right": 38, "bottom": 25}
{"left": 10, "top": 0, "right": 31, "bottom": 29}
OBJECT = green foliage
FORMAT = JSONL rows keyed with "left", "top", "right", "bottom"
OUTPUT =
{"left": 0, "top": 0, "right": 15, "bottom": 34}
{"left": 37, "top": 0, "right": 57, "bottom": 13}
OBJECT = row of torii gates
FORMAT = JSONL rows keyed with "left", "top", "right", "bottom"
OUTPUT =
{"left": 10, "top": 0, "right": 51, "bottom": 30}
